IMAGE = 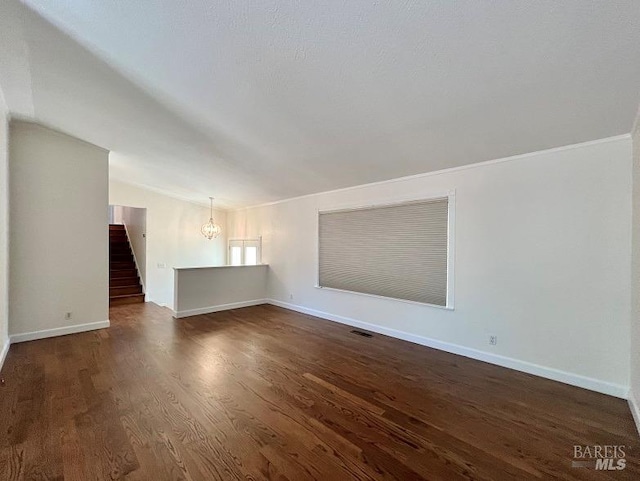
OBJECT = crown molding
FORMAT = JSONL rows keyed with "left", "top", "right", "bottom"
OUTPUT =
{"left": 235, "top": 133, "right": 632, "bottom": 212}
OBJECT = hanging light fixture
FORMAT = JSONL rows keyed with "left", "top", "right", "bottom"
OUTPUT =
{"left": 201, "top": 197, "right": 222, "bottom": 240}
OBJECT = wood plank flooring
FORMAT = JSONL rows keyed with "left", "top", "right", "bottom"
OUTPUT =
{"left": 0, "top": 302, "right": 638, "bottom": 480}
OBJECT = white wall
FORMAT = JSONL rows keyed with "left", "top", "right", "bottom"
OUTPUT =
{"left": 0, "top": 89, "right": 9, "bottom": 364}
{"left": 110, "top": 205, "right": 124, "bottom": 224}
{"left": 630, "top": 112, "right": 640, "bottom": 426}
{"left": 109, "top": 180, "right": 227, "bottom": 308}
{"left": 228, "top": 136, "right": 633, "bottom": 396}
{"left": 117, "top": 205, "right": 147, "bottom": 289}
{"left": 9, "top": 121, "right": 109, "bottom": 338}
{"left": 173, "top": 265, "right": 268, "bottom": 317}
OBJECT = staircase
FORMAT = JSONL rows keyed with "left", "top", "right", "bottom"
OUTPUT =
{"left": 109, "top": 224, "right": 145, "bottom": 306}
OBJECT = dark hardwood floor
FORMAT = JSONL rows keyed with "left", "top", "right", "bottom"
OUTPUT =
{"left": 0, "top": 302, "right": 638, "bottom": 480}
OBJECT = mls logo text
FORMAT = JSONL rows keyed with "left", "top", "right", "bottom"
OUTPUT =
{"left": 572, "top": 445, "right": 626, "bottom": 470}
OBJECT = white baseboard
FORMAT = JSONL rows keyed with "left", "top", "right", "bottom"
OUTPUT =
{"left": 9, "top": 320, "right": 111, "bottom": 344}
{"left": 173, "top": 299, "right": 268, "bottom": 318}
{"left": 0, "top": 338, "right": 9, "bottom": 372}
{"left": 267, "top": 299, "right": 628, "bottom": 399}
{"left": 2, "top": 300, "right": 629, "bottom": 401}
{"left": 629, "top": 391, "right": 640, "bottom": 436}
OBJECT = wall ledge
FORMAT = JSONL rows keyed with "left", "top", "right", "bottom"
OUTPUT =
{"left": 9, "top": 320, "right": 110, "bottom": 344}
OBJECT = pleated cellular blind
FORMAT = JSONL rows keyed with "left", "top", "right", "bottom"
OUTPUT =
{"left": 318, "top": 197, "right": 449, "bottom": 306}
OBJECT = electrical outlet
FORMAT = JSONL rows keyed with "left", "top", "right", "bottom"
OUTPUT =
{"left": 157, "top": 263, "right": 166, "bottom": 269}
{"left": 64, "top": 312, "right": 72, "bottom": 320}
{"left": 489, "top": 335, "right": 497, "bottom": 346}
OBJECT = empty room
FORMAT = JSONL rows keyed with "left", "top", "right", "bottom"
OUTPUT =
{"left": 1, "top": 1, "right": 640, "bottom": 479}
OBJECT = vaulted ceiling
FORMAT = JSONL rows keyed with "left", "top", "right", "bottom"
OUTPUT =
{"left": 1, "top": 1, "right": 640, "bottom": 208}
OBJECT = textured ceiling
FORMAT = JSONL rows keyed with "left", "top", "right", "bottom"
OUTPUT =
{"left": 1, "top": 1, "right": 640, "bottom": 208}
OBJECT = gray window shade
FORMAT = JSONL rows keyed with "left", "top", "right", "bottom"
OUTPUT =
{"left": 318, "top": 198, "right": 449, "bottom": 306}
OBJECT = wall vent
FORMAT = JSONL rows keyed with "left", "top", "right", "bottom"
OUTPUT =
{"left": 350, "top": 330, "right": 373, "bottom": 338}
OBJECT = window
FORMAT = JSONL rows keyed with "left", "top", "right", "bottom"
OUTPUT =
{"left": 228, "top": 238, "right": 262, "bottom": 266}
{"left": 230, "top": 246, "right": 242, "bottom": 266}
{"left": 318, "top": 196, "right": 453, "bottom": 307}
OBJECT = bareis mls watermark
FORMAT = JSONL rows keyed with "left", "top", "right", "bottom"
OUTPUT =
{"left": 572, "top": 445, "right": 626, "bottom": 470}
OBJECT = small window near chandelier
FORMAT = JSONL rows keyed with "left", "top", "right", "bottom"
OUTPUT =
{"left": 228, "top": 238, "right": 262, "bottom": 266}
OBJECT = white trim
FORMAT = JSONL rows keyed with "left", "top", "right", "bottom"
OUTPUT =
{"left": 629, "top": 391, "right": 640, "bottom": 436}
{"left": 173, "top": 299, "right": 268, "bottom": 319}
{"left": 0, "top": 338, "right": 9, "bottom": 371}
{"left": 267, "top": 299, "right": 628, "bottom": 398}
{"left": 236, "top": 134, "right": 631, "bottom": 211}
{"left": 227, "top": 237, "right": 263, "bottom": 241}
{"left": 9, "top": 320, "right": 110, "bottom": 344}
{"left": 109, "top": 177, "right": 230, "bottom": 211}
{"left": 446, "top": 192, "right": 456, "bottom": 308}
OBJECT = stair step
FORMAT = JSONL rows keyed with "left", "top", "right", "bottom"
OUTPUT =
{"left": 109, "top": 293, "right": 145, "bottom": 306}
{"left": 109, "top": 241, "right": 128, "bottom": 247}
{"left": 110, "top": 268, "right": 137, "bottom": 278}
{"left": 109, "top": 224, "right": 125, "bottom": 230}
{"left": 110, "top": 248, "right": 133, "bottom": 255}
{"left": 110, "top": 261, "right": 136, "bottom": 270}
{"left": 111, "top": 254, "right": 134, "bottom": 262}
{"left": 110, "top": 276, "right": 140, "bottom": 287}
{"left": 109, "top": 248, "right": 132, "bottom": 256}
{"left": 110, "top": 285, "right": 143, "bottom": 296}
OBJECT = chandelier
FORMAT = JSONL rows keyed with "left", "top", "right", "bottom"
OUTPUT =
{"left": 201, "top": 197, "right": 222, "bottom": 240}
